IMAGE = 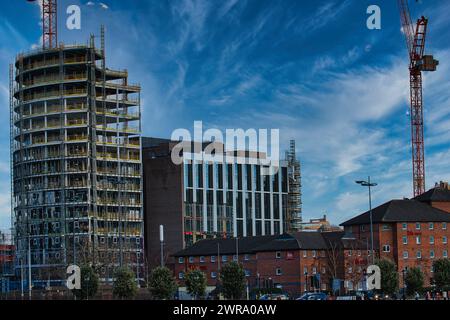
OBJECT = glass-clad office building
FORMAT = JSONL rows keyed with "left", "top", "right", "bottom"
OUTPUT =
{"left": 182, "top": 153, "right": 288, "bottom": 247}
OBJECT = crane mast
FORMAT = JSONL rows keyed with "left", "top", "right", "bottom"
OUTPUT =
{"left": 397, "top": 0, "right": 438, "bottom": 197}
{"left": 27, "top": 0, "right": 57, "bottom": 49}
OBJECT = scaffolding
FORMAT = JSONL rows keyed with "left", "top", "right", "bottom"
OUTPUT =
{"left": 286, "top": 140, "right": 302, "bottom": 232}
{"left": 11, "top": 29, "right": 144, "bottom": 288}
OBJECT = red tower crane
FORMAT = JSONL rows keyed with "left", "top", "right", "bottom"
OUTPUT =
{"left": 27, "top": 0, "right": 58, "bottom": 49}
{"left": 397, "top": 0, "right": 438, "bottom": 197}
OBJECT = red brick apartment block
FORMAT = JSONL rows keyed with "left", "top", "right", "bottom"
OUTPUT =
{"left": 173, "top": 232, "right": 369, "bottom": 297}
{"left": 341, "top": 186, "right": 450, "bottom": 287}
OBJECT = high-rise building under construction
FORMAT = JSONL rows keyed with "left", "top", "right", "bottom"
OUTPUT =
{"left": 10, "top": 31, "right": 144, "bottom": 287}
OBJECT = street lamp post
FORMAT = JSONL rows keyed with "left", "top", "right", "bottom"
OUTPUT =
{"left": 356, "top": 176, "right": 378, "bottom": 265}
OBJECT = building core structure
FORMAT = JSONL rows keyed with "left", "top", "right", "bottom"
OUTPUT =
{"left": 10, "top": 32, "right": 144, "bottom": 287}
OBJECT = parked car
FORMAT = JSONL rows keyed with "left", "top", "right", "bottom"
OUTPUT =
{"left": 296, "top": 292, "right": 328, "bottom": 300}
{"left": 259, "top": 293, "right": 289, "bottom": 300}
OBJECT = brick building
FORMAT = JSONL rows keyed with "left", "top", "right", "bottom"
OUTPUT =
{"left": 341, "top": 186, "right": 450, "bottom": 287}
{"left": 415, "top": 182, "right": 450, "bottom": 213}
{"left": 173, "top": 231, "right": 369, "bottom": 297}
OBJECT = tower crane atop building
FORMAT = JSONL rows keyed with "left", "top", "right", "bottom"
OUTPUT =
{"left": 27, "top": 0, "right": 58, "bottom": 49}
{"left": 397, "top": 0, "right": 439, "bottom": 197}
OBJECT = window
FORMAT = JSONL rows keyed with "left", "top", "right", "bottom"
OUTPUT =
{"left": 233, "top": 255, "right": 238, "bottom": 261}
{"left": 348, "top": 250, "right": 352, "bottom": 257}
{"left": 402, "top": 223, "right": 407, "bottom": 230}
{"left": 244, "top": 254, "right": 250, "bottom": 261}
{"left": 382, "top": 245, "right": 390, "bottom": 253}
{"left": 276, "top": 268, "right": 282, "bottom": 275}
{"left": 100, "top": 237, "right": 105, "bottom": 244}
{"left": 211, "top": 256, "right": 216, "bottom": 263}
{"left": 312, "top": 250, "right": 316, "bottom": 258}
{"left": 416, "top": 251, "right": 422, "bottom": 259}
{"left": 348, "top": 267, "right": 353, "bottom": 274}
{"left": 444, "top": 250, "right": 448, "bottom": 258}
{"left": 360, "top": 225, "right": 365, "bottom": 232}
{"left": 303, "top": 267, "right": 308, "bottom": 275}
{"left": 430, "top": 236, "right": 435, "bottom": 244}
{"left": 357, "top": 250, "right": 361, "bottom": 256}
{"left": 402, "top": 236, "right": 408, "bottom": 245}
{"left": 415, "top": 222, "right": 421, "bottom": 230}
{"left": 382, "top": 224, "right": 390, "bottom": 231}
{"left": 222, "top": 255, "right": 228, "bottom": 262}
{"left": 416, "top": 236, "right": 421, "bottom": 245}
{"left": 244, "top": 270, "right": 251, "bottom": 277}
{"left": 443, "top": 222, "right": 447, "bottom": 230}
{"left": 211, "top": 272, "right": 217, "bottom": 279}
{"left": 312, "top": 267, "right": 317, "bottom": 274}
{"left": 403, "top": 251, "right": 409, "bottom": 259}
{"left": 322, "top": 267, "right": 326, "bottom": 274}
{"left": 276, "top": 251, "right": 282, "bottom": 259}
{"left": 178, "top": 272, "right": 184, "bottom": 279}
{"left": 443, "top": 236, "right": 448, "bottom": 244}
{"left": 430, "top": 250, "right": 435, "bottom": 259}
{"left": 189, "top": 257, "right": 194, "bottom": 263}
{"left": 200, "top": 256, "right": 205, "bottom": 263}
{"left": 429, "top": 222, "right": 434, "bottom": 230}
{"left": 303, "top": 250, "right": 307, "bottom": 258}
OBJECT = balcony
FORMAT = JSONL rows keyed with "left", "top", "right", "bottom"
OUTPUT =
{"left": 66, "top": 134, "right": 88, "bottom": 142}
{"left": 21, "top": 57, "right": 87, "bottom": 72}
{"left": 23, "top": 88, "right": 87, "bottom": 102}
{"left": 22, "top": 73, "right": 87, "bottom": 88}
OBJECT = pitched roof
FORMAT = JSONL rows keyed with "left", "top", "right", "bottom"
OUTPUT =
{"left": 172, "top": 231, "right": 365, "bottom": 257}
{"left": 172, "top": 235, "right": 278, "bottom": 257}
{"left": 415, "top": 187, "right": 450, "bottom": 202}
{"left": 252, "top": 233, "right": 302, "bottom": 252}
{"left": 340, "top": 199, "right": 450, "bottom": 226}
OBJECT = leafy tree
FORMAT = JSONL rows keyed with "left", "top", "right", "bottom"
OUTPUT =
{"left": 148, "top": 266, "right": 178, "bottom": 300}
{"left": 433, "top": 258, "right": 450, "bottom": 291}
{"left": 73, "top": 265, "right": 99, "bottom": 300}
{"left": 185, "top": 269, "right": 207, "bottom": 300}
{"left": 113, "top": 267, "right": 138, "bottom": 299}
{"left": 376, "top": 259, "right": 399, "bottom": 295}
{"left": 405, "top": 267, "right": 424, "bottom": 297}
{"left": 220, "top": 262, "right": 246, "bottom": 300}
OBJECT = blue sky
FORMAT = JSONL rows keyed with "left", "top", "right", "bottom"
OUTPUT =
{"left": 1, "top": 0, "right": 450, "bottom": 230}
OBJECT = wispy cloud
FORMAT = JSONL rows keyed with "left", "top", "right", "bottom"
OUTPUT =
{"left": 294, "top": 0, "right": 352, "bottom": 34}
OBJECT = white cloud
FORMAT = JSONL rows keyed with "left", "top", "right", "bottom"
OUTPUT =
{"left": 99, "top": 2, "right": 109, "bottom": 10}
{"left": 296, "top": 0, "right": 352, "bottom": 34}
